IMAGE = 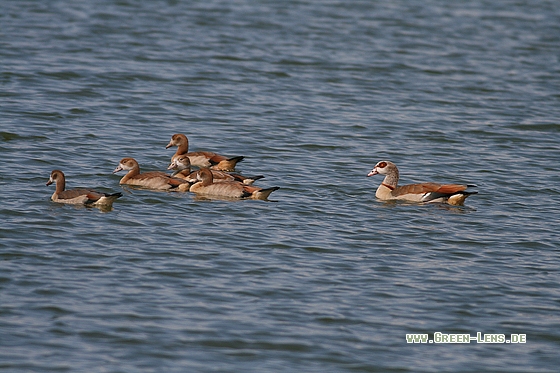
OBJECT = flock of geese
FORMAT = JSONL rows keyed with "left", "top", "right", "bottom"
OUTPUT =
{"left": 46, "top": 133, "right": 477, "bottom": 209}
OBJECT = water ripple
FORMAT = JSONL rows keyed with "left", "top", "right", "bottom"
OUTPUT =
{"left": 1, "top": 0, "right": 560, "bottom": 372}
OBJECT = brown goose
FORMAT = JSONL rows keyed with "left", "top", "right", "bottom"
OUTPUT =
{"left": 46, "top": 170, "right": 122, "bottom": 207}
{"left": 165, "top": 133, "right": 244, "bottom": 171}
{"left": 168, "top": 155, "right": 264, "bottom": 186}
{"left": 113, "top": 157, "right": 187, "bottom": 190}
{"left": 190, "top": 168, "right": 279, "bottom": 200}
{"left": 367, "top": 161, "right": 477, "bottom": 205}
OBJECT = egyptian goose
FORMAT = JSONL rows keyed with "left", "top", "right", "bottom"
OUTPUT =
{"left": 113, "top": 157, "right": 188, "bottom": 190}
{"left": 168, "top": 155, "right": 264, "bottom": 185}
{"left": 165, "top": 133, "right": 244, "bottom": 171}
{"left": 367, "top": 161, "right": 477, "bottom": 205}
{"left": 190, "top": 168, "right": 279, "bottom": 200}
{"left": 46, "top": 170, "right": 122, "bottom": 207}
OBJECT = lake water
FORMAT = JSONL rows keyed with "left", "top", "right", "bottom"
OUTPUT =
{"left": 1, "top": 0, "right": 560, "bottom": 372}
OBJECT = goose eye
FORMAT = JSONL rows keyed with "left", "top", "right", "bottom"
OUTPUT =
{"left": 378, "top": 161, "right": 387, "bottom": 168}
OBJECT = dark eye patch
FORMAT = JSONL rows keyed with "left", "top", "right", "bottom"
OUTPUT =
{"left": 378, "top": 161, "right": 387, "bottom": 168}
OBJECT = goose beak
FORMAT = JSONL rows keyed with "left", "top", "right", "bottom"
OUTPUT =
{"left": 165, "top": 141, "right": 173, "bottom": 149}
{"left": 367, "top": 169, "right": 378, "bottom": 177}
{"left": 167, "top": 162, "right": 176, "bottom": 170}
{"left": 113, "top": 165, "right": 123, "bottom": 173}
{"left": 46, "top": 178, "right": 53, "bottom": 186}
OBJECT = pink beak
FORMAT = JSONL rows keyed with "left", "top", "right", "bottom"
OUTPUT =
{"left": 367, "top": 169, "right": 378, "bottom": 177}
